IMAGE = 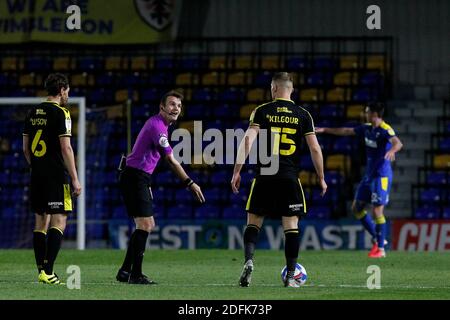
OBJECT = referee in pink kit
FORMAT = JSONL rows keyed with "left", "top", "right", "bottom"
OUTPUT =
{"left": 116, "top": 90, "right": 205, "bottom": 285}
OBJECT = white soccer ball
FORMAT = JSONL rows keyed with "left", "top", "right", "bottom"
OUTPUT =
{"left": 281, "top": 263, "right": 307, "bottom": 285}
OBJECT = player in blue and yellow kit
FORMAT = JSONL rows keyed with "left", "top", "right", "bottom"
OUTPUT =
{"left": 316, "top": 102, "right": 403, "bottom": 258}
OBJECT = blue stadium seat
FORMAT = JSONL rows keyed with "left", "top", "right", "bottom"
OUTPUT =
{"left": 325, "top": 171, "right": 343, "bottom": 185}
{"left": 426, "top": 172, "right": 447, "bottom": 185}
{"left": 167, "top": 204, "right": 192, "bottom": 219}
{"left": 87, "top": 224, "right": 105, "bottom": 240}
{"left": 314, "top": 57, "right": 336, "bottom": 69}
{"left": 415, "top": 206, "right": 440, "bottom": 219}
{"left": 439, "top": 138, "right": 450, "bottom": 151}
{"left": 202, "top": 188, "right": 225, "bottom": 203}
{"left": 153, "top": 171, "right": 174, "bottom": 186}
{"left": 306, "top": 206, "right": 331, "bottom": 219}
{"left": 286, "top": 57, "right": 309, "bottom": 69}
{"left": 141, "top": 88, "right": 160, "bottom": 101}
{"left": 186, "top": 104, "right": 208, "bottom": 118}
{"left": 443, "top": 207, "right": 450, "bottom": 219}
{"left": 223, "top": 204, "right": 244, "bottom": 219}
{"left": 220, "top": 88, "right": 244, "bottom": 102}
{"left": 319, "top": 104, "right": 344, "bottom": 118}
{"left": 193, "top": 88, "right": 215, "bottom": 101}
{"left": 180, "top": 58, "right": 204, "bottom": 69}
{"left": 194, "top": 205, "right": 221, "bottom": 219}
{"left": 254, "top": 72, "right": 272, "bottom": 86}
{"left": 333, "top": 137, "right": 355, "bottom": 153}
{"left": 352, "top": 88, "right": 372, "bottom": 102}
{"left": 360, "top": 72, "right": 383, "bottom": 86}
{"left": 209, "top": 170, "right": 230, "bottom": 185}
{"left": 78, "top": 57, "right": 101, "bottom": 71}
{"left": 27, "top": 57, "right": 51, "bottom": 71}
{"left": 300, "top": 155, "right": 315, "bottom": 171}
{"left": 420, "top": 189, "right": 441, "bottom": 204}
{"left": 306, "top": 72, "right": 332, "bottom": 86}
{"left": 155, "top": 58, "right": 174, "bottom": 69}
{"left": 173, "top": 189, "right": 194, "bottom": 204}
{"left": 212, "top": 104, "right": 239, "bottom": 118}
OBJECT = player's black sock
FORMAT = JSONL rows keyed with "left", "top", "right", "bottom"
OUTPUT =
{"left": 130, "top": 229, "right": 149, "bottom": 278}
{"left": 284, "top": 229, "right": 300, "bottom": 271}
{"left": 33, "top": 230, "right": 47, "bottom": 273}
{"left": 120, "top": 231, "right": 137, "bottom": 272}
{"left": 44, "top": 227, "right": 64, "bottom": 275}
{"left": 243, "top": 224, "right": 260, "bottom": 263}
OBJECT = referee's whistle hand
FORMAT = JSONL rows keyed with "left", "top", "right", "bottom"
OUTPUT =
{"left": 72, "top": 179, "right": 82, "bottom": 197}
{"left": 190, "top": 183, "right": 205, "bottom": 203}
{"left": 231, "top": 174, "right": 241, "bottom": 194}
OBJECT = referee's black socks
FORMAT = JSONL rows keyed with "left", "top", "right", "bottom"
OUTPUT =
{"left": 33, "top": 230, "right": 47, "bottom": 274}
{"left": 130, "top": 229, "right": 149, "bottom": 277}
{"left": 120, "top": 231, "right": 137, "bottom": 272}
{"left": 284, "top": 229, "right": 300, "bottom": 272}
{"left": 44, "top": 227, "right": 64, "bottom": 275}
{"left": 243, "top": 224, "right": 260, "bottom": 263}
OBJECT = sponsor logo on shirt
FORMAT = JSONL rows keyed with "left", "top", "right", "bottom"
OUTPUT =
{"left": 289, "top": 203, "right": 303, "bottom": 211}
{"left": 365, "top": 137, "right": 378, "bottom": 148}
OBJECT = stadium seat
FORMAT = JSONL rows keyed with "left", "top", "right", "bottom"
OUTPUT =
{"left": 19, "top": 74, "right": 42, "bottom": 87}
{"left": 326, "top": 88, "right": 348, "bottom": 102}
{"left": 155, "top": 57, "right": 174, "bottom": 69}
{"left": 193, "top": 88, "right": 215, "bottom": 101}
{"left": 346, "top": 104, "right": 365, "bottom": 119}
{"left": 176, "top": 73, "right": 198, "bottom": 86}
{"left": 299, "top": 170, "right": 313, "bottom": 186}
{"left": 286, "top": 57, "right": 309, "bottom": 70}
{"left": 360, "top": 72, "right": 383, "bottom": 86}
{"left": 306, "top": 206, "right": 331, "bottom": 219}
{"left": 306, "top": 72, "right": 332, "bottom": 86}
{"left": 1, "top": 57, "right": 22, "bottom": 71}
{"left": 439, "top": 138, "right": 450, "bottom": 151}
{"left": 300, "top": 89, "right": 323, "bottom": 102}
{"left": 420, "top": 189, "right": 441, "bottom": 204}
{"left": 223, "top": 204, "right": 244, "bottom": 219}
{"left": 167, "top": 204, "right": 193, "bottom": 219}
{"left": 319, "top": 104, "right": 344, "bottom": 118}
{"left": 105, "top": 56, "right": 124, "bottom": 70}
{"left": 443, "top": 207, "right": 450, "bottom": 219}
{"left": 240, "top": 104, "right": 257, "bottom": 119}
{"left": 426, "top": 172, "right": 448, "bottom": 185}
{"left": 26, "top": 57, "right": 51, "bottom": 71}
{"left": 78, "top": 57, "right": 101, "bottom": 71}
{"left": 202, "top": 72, "right": 224, "bottom": 85}
{"left": 314, "top": 57, "right": 336, "bottom": 69}
{"left": 325, "top": 171, "right": 343, "bottom": 186}
{"left": 261, "top": 56, "right": 282, "bottom": 69}
{"left": 246, "top": 88, "right": 267, "bottom": 102}
{"left": 71, "top": 73, "right": 95, "bottom": 86}
{"left": 300, "top": 155, "right": 315, "bottom": 171}
{"left": 212, "top": 104, "right": 239, "bottom": 118}
{"left": 367, "top": 55, "right": 386, "bottom": 70}
{"left": 340, "top": 55, "right": 359, "bottom": 69}
{"left": 220, "top": 88, "right": 244, "bottom": 102}
{"left": 254, "top": 72, "right": 272, "bottom": 86}
{"left": 326, "top": 154, "right": 351, "bottom": 173}
{"left": 433, "top": 154, "right": 450, "bottom": 169}
{"left": 234, "top": 56, "right": 255, "bottom": 69}
{"left": 352, "top": 88, "right": 372, "bottom": 102}
{"left": 415, "top": 206, "right": 440, "bottom": 219}
{"left": 53, "top": 57, "right": 73, "bottom": 70}
{"left": 332, "top": 137, "right": 355, "bottom": 154}
{"left": 209, "top": 56, "right": 227, "bottom": 69}
{"left": 228, "top": 72, "right": 249, "bottom": 85}
{"left": 334, "top": 72, "right": 356, "bottom": 85}
{"left": 129, "top": 56, "right": 150, "bottom": 70}
{"left": 194, "top": 205, "right": 221, "bottom": 219}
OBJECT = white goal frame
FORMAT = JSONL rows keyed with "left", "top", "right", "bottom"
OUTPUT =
{"left": 0, "top": 97, "right": 86, "bottom": 250}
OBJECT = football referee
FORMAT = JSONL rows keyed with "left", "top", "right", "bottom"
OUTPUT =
{"left": 116, "top": 90, "right": 205, "bottom": 285}
{"left": 231, "top": 72, "right": 327, "bottom": 287}
{"left": 23, "top": 73, "right": 82, "bottom": 285}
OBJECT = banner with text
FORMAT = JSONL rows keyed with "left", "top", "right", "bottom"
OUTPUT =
{"left": 0, "top": 0, "right": 178, "bottom": 44}
{"left": 391, "top": 220, "right": 450, "bottom": 251}
{"left": 108, "top": 219, "right": 389, "bottom": 250}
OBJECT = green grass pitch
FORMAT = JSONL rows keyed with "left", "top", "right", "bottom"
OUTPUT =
{"left": 1, "top": 249, "right": 449, "bottom": 300}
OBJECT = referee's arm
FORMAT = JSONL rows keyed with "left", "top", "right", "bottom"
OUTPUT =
{"left": 165, "top": 153, "right": 205, "bottom": 203}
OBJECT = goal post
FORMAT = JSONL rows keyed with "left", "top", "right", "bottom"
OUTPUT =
{"left": 0, "top": 97, "right": 86, "bottom": 250}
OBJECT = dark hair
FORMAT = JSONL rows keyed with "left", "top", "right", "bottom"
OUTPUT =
{"left": 272, "top": 72, "right": 293, "bottom": 83}
{"left": 367, "top": 101, "right": 385, "bottom": 117}
{"left": 44, "top": 73, "right": 69, "bottom": 96}
{"left": 160, "top": 90, "right": 184, "bottom": 105}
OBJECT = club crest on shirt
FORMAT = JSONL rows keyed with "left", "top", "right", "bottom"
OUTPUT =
{"left": 159, "top": 133, "right": 169, "bottom": 148}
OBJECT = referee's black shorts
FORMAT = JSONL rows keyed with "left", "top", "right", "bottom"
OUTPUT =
{"left": 30, "top": 172, "right": 73, "bottom": 215}
{"left": 245, "top": 176, "right": 307, "bottom": 218}
{"left": 119, "top": 166, "right": 154, "bottom": 218}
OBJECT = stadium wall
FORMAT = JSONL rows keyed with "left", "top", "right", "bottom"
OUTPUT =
{"left": 180, "top": 0, "right": 450, "bottom": 86}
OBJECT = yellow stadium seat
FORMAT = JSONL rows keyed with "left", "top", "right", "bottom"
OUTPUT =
{"left": 326, "top": 88, "right": 347, "bottom": 102}
{"left": 209, "top": 56, "right": 227, "bottom": 69}
{"left": 53, "top": 57, "right": 73, "bottom": 71}
{"left": 19, "top": 74, "right": 41, "bottom": 87}
{"left": 326, "top": 154, "right": 351, "bottom": 173}
{"left": 300, "top": 89, "right": 323, "bottom": 102}
{"left": 240, "top": 104, "right": 257, "bottom": 119}
{"left": 346, "top": 104, "right": 365, "bottom": 119}
{"left": 247, "top": 88, "right": 266, "bottom": 102}
{"left": 334, "top": 72, "right": 357, "bottom": 85}
{"left": 178, "top": 121, "right": 195, "bottom": 134}
{"left": 261, "top": 56, "right": 281, "bottom": 70}
{"left": 228, "top": 72, "right": 249, "bottom": 85}
{"left": 176, "top": 73, "right": 198, "bottom": 86}
{"left": 340, "top": 55, "right": 359, "bottom": 69}
{"left": 234, "top": 56, "right": 254, "bottom": 69}
{"left": 35, "top": 89, "right": 47, "bottom": 97}
{"left": 367, "top": 55, "right": 386, "bottom": 70}
{"left": 291, "top": 72, "right": 303, "bottom": 86}
{"left": 202, "top": 72, "right": 224, "bottom": 85}
{"left": 2, "top": 57, "right": 21, "bottom": 71}
{"left": 298, "top": 170, "right": 312, "bottom": 186}
{"left": 131, "top": 56, "right": 152, "bottom": 71}
{"left": 116, "top": 89, "right": 138, "bottom": 102}
{"left": 71, "top": 73, "right": 94, "bottom": 86}
{"left": 433, "top": 155, "right": 450, "bottom": 169}
{"left": 174, "top": 88, "right": 192, "bottom": 101}
{"left": 105, "top": 57, "right": 123, "bottom": 70}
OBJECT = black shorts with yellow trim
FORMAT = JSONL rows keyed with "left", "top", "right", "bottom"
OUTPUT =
{"left": 245, "top": 176, "right": 307, "bottom": 218}
{"left": 119, "top": 166, "right": 154, "bottom": 218}
{"left": 30, "top": 173, "right": 73, "bottom": 215}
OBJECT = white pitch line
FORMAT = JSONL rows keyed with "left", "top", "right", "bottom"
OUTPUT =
{"left": 7, "top": 282, "right": 450, "bottom": 290}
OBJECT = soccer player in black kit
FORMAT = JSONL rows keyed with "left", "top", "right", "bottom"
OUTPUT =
{"left": 23, "top": 73, "right": 82, "bottom": 285}
{"left": 231, "top": 72, "right": 327, "bottom": 287}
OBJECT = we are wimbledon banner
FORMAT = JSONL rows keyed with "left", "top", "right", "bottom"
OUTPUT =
{"left": 0, "top": 0, "right": 179, "bottom": 44}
